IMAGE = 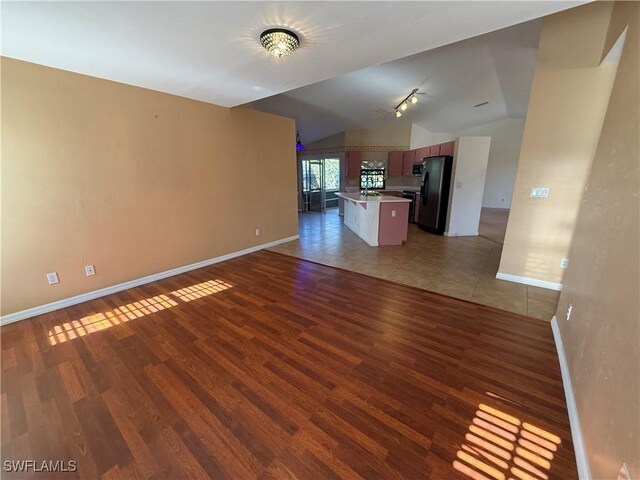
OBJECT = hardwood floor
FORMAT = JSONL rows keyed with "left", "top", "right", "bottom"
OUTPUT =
{"left": 1, "top": 251, "right": 577, "bottom": 479}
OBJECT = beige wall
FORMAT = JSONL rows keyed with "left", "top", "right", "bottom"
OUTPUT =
{"left": 499, "top": 2, "right": 618, "bottom": 285}
{"left": 556, "top": 1, "right": 639, "bottom": 478}
{"left": 1, "top": 58, "right": 298, "bottom": 316}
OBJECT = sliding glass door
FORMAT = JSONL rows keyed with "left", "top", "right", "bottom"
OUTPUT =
{"left": 300, "top": 158, "right": 340, "bottom": 213}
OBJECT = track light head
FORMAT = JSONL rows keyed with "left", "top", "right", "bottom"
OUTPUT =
{"left": 395, "top": 110, "right": 402, "bottom": 118}
{"left": 411, "top": 95, "right": 418, "bottom": 104}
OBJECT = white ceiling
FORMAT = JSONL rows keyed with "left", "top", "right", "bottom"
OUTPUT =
{"left": 2, "top": 1, "right": 584, "bottom": 108}
{"left": 252, "top": 18, "right": 543, "bottom": 142}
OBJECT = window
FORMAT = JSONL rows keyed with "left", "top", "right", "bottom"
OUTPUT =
{"left": 324, "top": 158, "right": 340, "bottom": 191}
{"left": 360, "top": 168, "right": 385, "bottom": 190}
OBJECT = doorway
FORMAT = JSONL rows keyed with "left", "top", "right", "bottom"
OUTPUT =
{"left": 300, "top": 158, "right": 340, "bottom": 213}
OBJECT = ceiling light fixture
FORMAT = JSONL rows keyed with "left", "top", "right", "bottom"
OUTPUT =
{"left": 393, "top": 88, "right": 419, "bottom": 119}
{"left": 260, "top": 28, "right": 300, "bottom": 58}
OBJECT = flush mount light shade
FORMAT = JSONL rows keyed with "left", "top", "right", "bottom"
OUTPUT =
{"left": 260, "top": 28, "right": 300, "bottom": 57}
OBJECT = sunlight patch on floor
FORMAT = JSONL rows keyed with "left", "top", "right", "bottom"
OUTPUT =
{"left": 48, "top": 279, "right": 233, "bottom": 345}
{"left": 453, "top": 403, "right": 561, "bottom": 480}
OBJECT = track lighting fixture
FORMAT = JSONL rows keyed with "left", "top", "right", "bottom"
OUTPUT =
{"left": 393, "top": 88, "right": 419, "bottom": 119}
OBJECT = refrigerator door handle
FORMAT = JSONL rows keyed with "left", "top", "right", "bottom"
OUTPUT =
{"left": 421, "top": 171, "right": 429, "bottom": 206}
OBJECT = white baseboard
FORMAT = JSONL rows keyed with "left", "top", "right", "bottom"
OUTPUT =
{"left": 444, "top": 231, "right": 479, "bottom": 237}
{"left": 0, "top": 235, "right": 299, "bottom": 326}
{"left": 496, "top": 272, "right": 562, "bottom": 291}
{"left": 551, "top": 316, "right": 592, "bottom": 479}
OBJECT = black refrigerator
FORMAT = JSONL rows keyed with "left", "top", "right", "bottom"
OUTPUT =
{"left": 417, "top": 155, "right": 453, "bottom": 235}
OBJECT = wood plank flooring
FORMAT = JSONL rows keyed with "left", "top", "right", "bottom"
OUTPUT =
{"left": 1, "top": 250, "right": 577, "bottom": 479}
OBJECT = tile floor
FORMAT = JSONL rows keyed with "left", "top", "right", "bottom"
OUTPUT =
{"left": 268, "top": 207, "right": 560, "bottom": 320}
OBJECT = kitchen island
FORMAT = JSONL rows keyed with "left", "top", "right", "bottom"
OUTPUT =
{"left": 335, "top": 192, "right": 411, "bottom": 246}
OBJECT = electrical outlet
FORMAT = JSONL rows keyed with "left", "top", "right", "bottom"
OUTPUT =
{"left": 391, "top": 210, "right": 397, "bottom": 217}
{"left": 85, "top": 265, "right": 96, "bottom": 276}
{"left": 617, "top": 462, "right": 631, "bottom": 480}
{"left": 46, "top": 272, "right": 59, "bottom": 285}
{"left": 255, "top": 228, "right": 261, "bottom": 236}
{"left": 566, "top": 303, "right": 573, "bottom": 321}
{"left": 560, "top": 258, "right": 569, "bottom": 269}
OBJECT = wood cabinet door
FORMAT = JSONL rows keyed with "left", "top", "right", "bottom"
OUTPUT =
{"left": 387, "top": 151, "right": 404, "bottom": 177}
{"left": 415, "top": 146, "right": 431, "bottom": 163}
{"left": 431, "top": 144, "right": 441, "bottom": 156}
{"left": 402, "top": 150, "right": 415, "bottom": 176}
{"left": 346, "top": 151, "right": 362, "bottom": 177}
{"left": 440, "top": 141, "right": 455, "bottom": 156}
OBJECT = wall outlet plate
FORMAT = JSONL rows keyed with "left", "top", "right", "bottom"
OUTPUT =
{"left": 560, "top": 258, "right": 569, "bottom": 269}
{"left": 255, "top": 228, "right": 261, "bottom": 236}
{"left": 391, "top": 210, "right": 397, "bottom": 217}
{"left": 617, "top": 462, "right": 631, "bottom": 480}
{"left": 46, "top": 272, "right": 59, "bottom": 285}
{"left": 85, "top": 265, "right": 96, "bottom": 276}
{"left": 566, "top": 303, "right": 573, "bottom": 321}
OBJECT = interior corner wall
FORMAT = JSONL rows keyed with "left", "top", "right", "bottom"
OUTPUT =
{"left": 498, "top": 1, "right": 618, "bottom": 286}
{"left": 555, "top": 1, "right": 639, "bottom": 478}
{"left": 1, "top": 58, "right": 299, "bottom": 316}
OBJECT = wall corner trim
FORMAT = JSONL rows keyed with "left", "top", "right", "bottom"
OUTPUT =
{"left": 0, "top": 235, "right": 300, "bottom": 326}
{"left": 551, "top": 315, "right": 592, "bottom": 480}
{"left": 495, "top": 272, "right": 562, "bottom": 291}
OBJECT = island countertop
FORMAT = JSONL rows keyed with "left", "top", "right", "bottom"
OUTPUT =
{"left": 335, "top": 192, "right": 412, "bottom": 203}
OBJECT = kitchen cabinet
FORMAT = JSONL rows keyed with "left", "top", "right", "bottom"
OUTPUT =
{"left": 430, "top": 144, "right": 441, "bottom": 156}
{"left": 415, "top": 146, "right": 431, "bottom": 163}
{"left": 402, "top": 150, "right": 416, "bottom": 176}
{"left": 346, "top": 151, "right": 362, "bottom": 177}
{"left": 387, "top": 151, "right": 404, "bottom": 177}
{"left": 440, "top": 141, "right": 455, "bottom": 156}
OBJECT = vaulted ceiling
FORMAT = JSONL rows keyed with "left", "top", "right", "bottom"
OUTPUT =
{"left": 3, "top": 1, "right": 583, "bottom": 112}
{"left": 252, "top": 19, "right": 543, "bottom": 142}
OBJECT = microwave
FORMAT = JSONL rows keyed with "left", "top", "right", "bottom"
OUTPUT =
{"left": 412, "top": 162, "right": 423, "bottom": 176}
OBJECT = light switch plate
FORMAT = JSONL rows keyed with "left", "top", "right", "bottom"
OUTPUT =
{"left": 391, "top": 210, "right": 397, "bottom": 217}
{"left": 530, "top": 187, "right": 550, "bottom": 198}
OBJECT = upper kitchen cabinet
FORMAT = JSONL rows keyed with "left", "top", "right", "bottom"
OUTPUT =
{"left": 402, "top": 150, "right": 416, "bottom": 175}
{"left": 430, "top": 144, "right": 441, "bottom": 156}
{"left": 440, "top": 141, "right": 455, "bottom": 156}
{"left": 346, "top": 151, "right": 362, "bottom": 177}
{"left": 415, "top": 146, "right": 431, "bottom": 163}
{"left": 387, "top": 151, "right": 404, "bottom": 177}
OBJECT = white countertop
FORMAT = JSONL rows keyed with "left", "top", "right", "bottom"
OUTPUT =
{"left": 336, "top": 192, "right": 412, "bottom": 203}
